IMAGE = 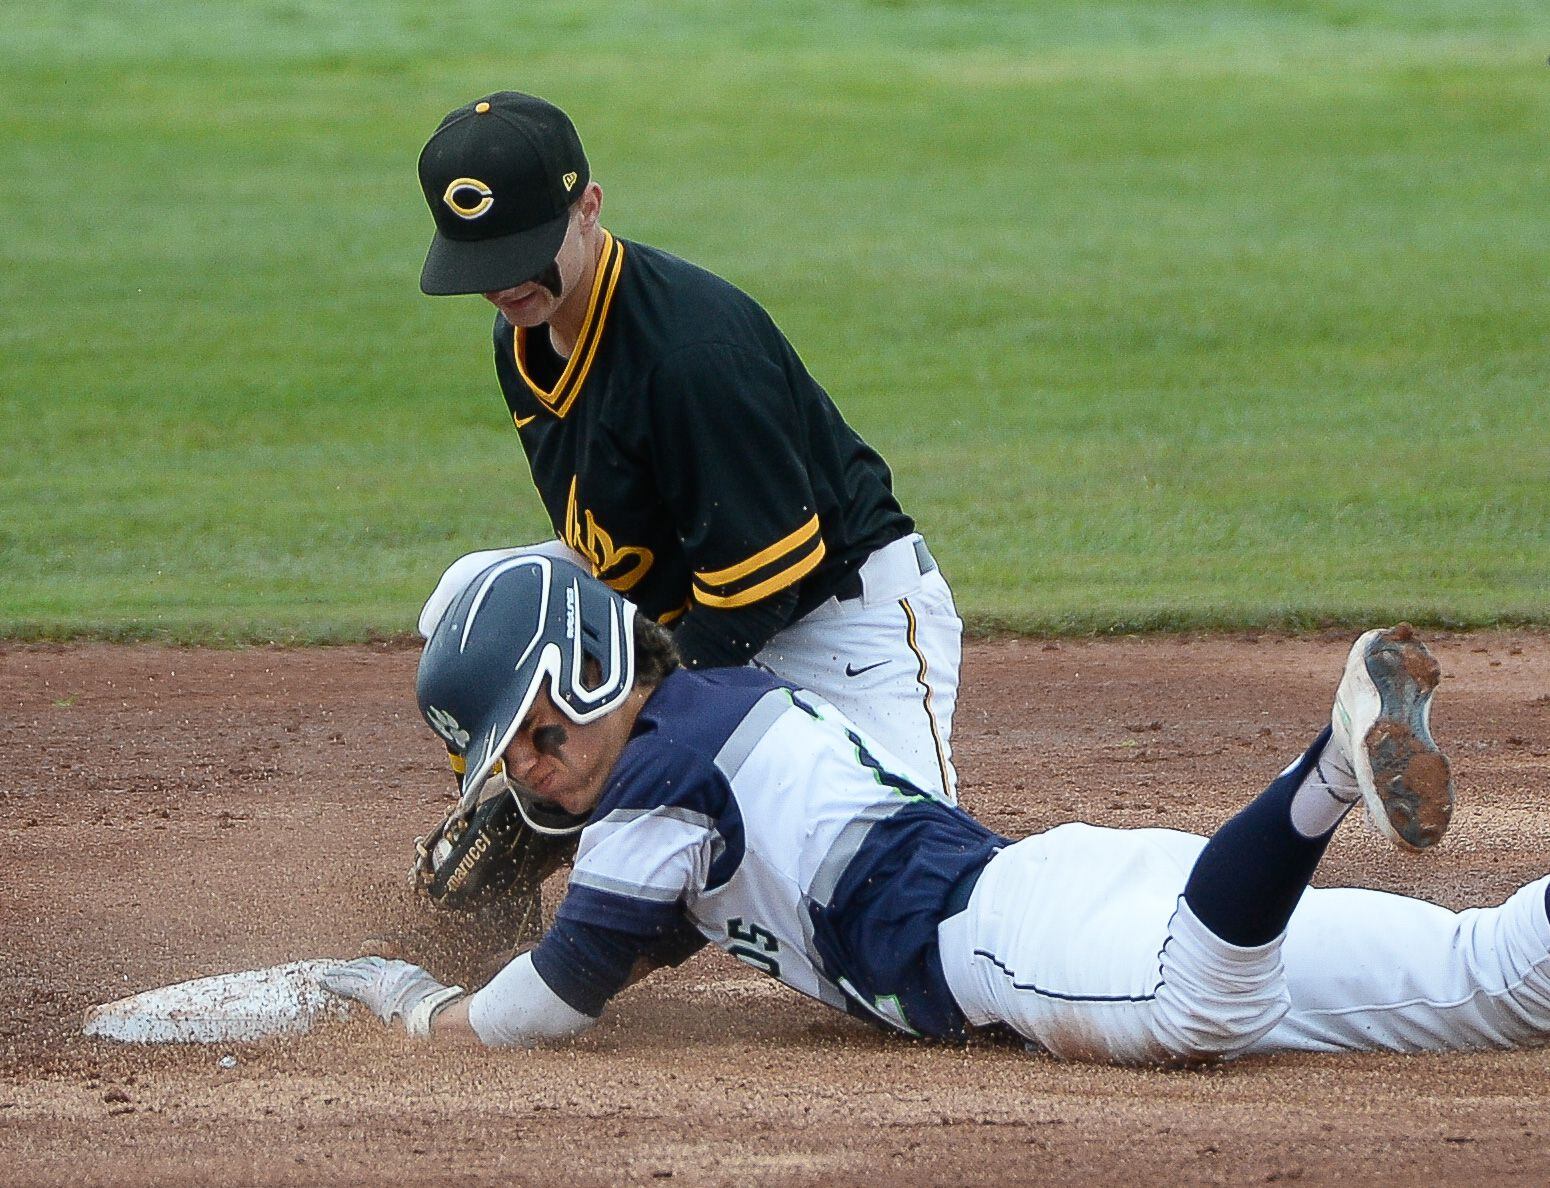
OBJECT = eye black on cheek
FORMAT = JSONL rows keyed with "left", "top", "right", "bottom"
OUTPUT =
{"left": 533, "top": 724, "right": 568, "bottom": 756}
{"left": 532, "top": 261, "right": 562, "bottom": 298}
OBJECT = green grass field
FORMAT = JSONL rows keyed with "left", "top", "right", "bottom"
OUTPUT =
{"left": 2, "top": 2, "right": 1546, "bottom": 641}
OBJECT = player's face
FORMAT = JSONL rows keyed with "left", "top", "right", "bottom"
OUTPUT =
{"left": 482, "top": 185, "right": 600, "bottom": 328}
{"left": 482, "top": 256, "right": 565, "bottom": 327}
{"left": 499, "top": 688, "right": 625, "bottom": 820}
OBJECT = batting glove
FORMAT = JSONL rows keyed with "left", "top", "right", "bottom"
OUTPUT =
{"left": 320, "top": 957, "right": 465, "bottom": 1038}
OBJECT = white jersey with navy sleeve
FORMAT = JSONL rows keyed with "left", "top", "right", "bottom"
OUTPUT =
{"left": 528, "top": 667, "right": 1002, "bottom": 1040}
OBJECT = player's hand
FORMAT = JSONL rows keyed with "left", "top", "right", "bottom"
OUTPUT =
{"left": 320, "top": 956, "right": 465, "bottom": 1037}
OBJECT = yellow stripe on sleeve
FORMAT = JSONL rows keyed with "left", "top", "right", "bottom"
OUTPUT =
{"left": 693, "top": 515, "right": 821, "bottom": 587}
{"left": 692, "top": 538, "right": 826, "bottom": 609}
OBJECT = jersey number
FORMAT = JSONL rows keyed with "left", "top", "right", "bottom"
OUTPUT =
{"left": 727, "top": 917, "right": 781, "bottom": 977}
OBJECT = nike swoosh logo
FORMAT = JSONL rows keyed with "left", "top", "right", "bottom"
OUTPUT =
{"left": 514, "top": 413, "right": 539, "bottom": 428}
{"left": 845, "top": 660, "right": 888, "bottom": 677}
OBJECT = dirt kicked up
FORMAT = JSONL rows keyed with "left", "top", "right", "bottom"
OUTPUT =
{"left": 4, "top": 633, "right": 1550, "bottom": 1186}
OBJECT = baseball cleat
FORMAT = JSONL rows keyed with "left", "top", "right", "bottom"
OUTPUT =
{"left": 1331, "top": 623, "right": 1453, "bottom": 851}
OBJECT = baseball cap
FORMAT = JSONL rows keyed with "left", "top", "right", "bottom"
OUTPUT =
{"left": 416, "top": 91, "right": 590, "bottom": 296}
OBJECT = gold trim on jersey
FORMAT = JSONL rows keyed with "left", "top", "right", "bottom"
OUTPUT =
{"left": 691, "top": 515, "right": 825, "bottom": 608}
{"left": 511, "top": 230, "right": 625, "bottom": 421}
{"left": 694, "top": 516, "right": 822, "bottom": 587}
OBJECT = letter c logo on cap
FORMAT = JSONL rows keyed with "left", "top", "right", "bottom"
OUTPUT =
{"left": 443, "top": 177, "right": 494, "bottom": 220}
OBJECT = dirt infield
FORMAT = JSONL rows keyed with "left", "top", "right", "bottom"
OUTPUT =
{"left": 4, "top": 633, "right": 1550, "bottom": 1185}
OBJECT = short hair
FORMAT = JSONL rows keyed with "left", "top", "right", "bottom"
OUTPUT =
{"left": 634, "top": 616, "right": 681, "bottom": 687}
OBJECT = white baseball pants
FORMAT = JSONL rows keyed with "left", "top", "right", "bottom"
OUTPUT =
{"left": 938, "top": 823, "right": 1550, "bottom": 1064}
{"left": 754, "top": 534, "right": 962, "bottom": 803}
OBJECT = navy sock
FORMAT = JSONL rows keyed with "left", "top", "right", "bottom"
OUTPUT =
{"left": 1182, "top": 726, "right": 1337, "bottom": 948}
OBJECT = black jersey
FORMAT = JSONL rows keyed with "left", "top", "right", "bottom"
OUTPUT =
{"left": 491, "top": 232, "right": 912, "bottom": 664}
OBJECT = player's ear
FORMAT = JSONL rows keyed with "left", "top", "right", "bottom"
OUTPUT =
{"left": 577, "top": 182, "right": 603, "bottom": 231}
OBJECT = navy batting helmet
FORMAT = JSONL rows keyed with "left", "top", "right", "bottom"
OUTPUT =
{"left": 416, "top": 554, "right": 637, "bottom": 833}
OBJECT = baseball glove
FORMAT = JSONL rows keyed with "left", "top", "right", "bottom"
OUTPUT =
{"left": 412, "top": 789, "right": 577, "bottom": 914}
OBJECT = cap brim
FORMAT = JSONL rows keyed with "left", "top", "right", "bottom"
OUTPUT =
{"left": 420, "top": 208, "right": 571, "bottom": 296}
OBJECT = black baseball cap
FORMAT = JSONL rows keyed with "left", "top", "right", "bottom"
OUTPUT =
{"left": 417, "top": 91, "right": 590, "bottom": 296}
